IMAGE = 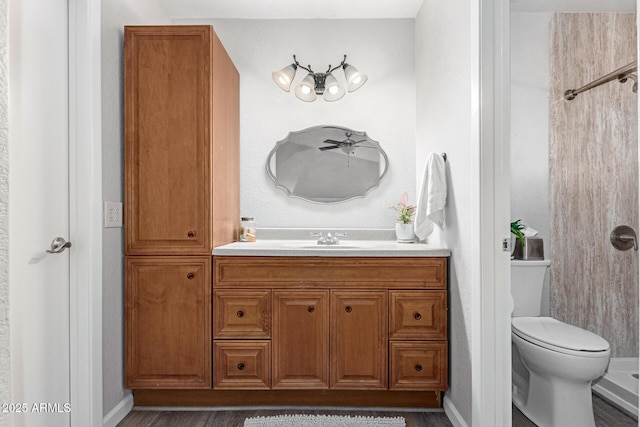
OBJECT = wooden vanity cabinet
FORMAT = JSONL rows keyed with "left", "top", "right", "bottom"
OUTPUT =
{"left": 212, "top": 256, "right": 448, "bottom": 400}
{"left": 124, "top": 25, "right": 239, "bottom": 390}
{"left": 124, "top": 25, "right": 239, "bottom": 255}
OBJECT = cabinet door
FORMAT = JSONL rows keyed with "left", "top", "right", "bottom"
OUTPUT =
{"left": 330, "top": 291, "right": 388, "bottom": 389}
{"left": 272, "top": 291, "right": 329, "bottom": 389}
{"left": 126, "top": 256, "right": 211, "bottom": 389}
{"left": 125, "top": 26, "right": 212, "bottom": 255}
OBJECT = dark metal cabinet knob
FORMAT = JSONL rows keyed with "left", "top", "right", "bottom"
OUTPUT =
{"left": 187, "top": 230, "right": 196, "bottom": 238}
{"left": 237, "top": 310, "right": 244, "bottom": 318}
{"left": 345, "top": 306, "right": 352, "bottom": 313}
{"left": 414, "top": 312, "right": 422, "bottom": 321}
{"left": 187, "top": 273, "right": 195, "bottom": 280}
{"left": 308, "top": 306, "right": 315, "bottom": 313}
{"left": 237, "top": 363, "right": 245, "bottom": 371}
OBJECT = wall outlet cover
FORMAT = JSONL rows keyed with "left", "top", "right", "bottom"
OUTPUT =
{"left": 104, "top": 201, "right": 123, "bottom": 228}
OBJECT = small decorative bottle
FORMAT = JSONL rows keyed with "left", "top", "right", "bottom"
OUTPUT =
{"left": 239, "top": 217, "right": 256, "bottom": 242}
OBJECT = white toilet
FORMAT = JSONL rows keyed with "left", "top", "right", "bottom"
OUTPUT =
{"left": 511, "top": 260, "right": 610, "bottom": 427}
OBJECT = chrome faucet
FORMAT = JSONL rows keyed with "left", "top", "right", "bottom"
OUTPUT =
{"left": 310, "top": 231, "right": 347, "bottom": 245}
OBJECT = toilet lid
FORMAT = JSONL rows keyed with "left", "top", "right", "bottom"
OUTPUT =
{"left": 512, "top": 317, "right": 610, "bottom": 353}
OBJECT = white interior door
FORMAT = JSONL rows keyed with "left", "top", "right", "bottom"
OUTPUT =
{"left": 9, "top": 0, "right": 71, "bottom": 425}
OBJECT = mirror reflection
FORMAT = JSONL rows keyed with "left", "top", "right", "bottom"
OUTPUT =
{"left": 266, "top": 125, "right": 389, "bottom": 203}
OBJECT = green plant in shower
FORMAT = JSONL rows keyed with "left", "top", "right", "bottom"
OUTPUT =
{"left": 391, "top": 192, "right": 417, "bottom": 224}
{"left": 511, "top": 219, "right": 526, "bottom": 247}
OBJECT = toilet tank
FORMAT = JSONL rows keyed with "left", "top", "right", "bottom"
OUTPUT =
{"left": 511, "top": 259, "right": 551, "bottom": 317}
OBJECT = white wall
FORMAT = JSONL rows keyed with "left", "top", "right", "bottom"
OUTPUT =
{"left": 415, "top": 1, "right": 475, "bottom": 424}
{"left": 0, "top": 0, "right": 9, "bottom": 425}
{"left": 176, "top": 18, "right": 417, "bottom": 228}
{"left": 101, "top": 0, "right": 171, "bottom": 416}
{"left": 510, "top": 12, "right": 552, "bottom": 315}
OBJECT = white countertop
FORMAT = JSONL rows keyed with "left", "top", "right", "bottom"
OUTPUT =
{"left": 213, "top": 239, "right": 450, "bottom": 257}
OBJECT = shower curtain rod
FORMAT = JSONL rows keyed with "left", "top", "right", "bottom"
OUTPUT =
{"left": 564, "top": 61, "right": 637, "bottom": 100}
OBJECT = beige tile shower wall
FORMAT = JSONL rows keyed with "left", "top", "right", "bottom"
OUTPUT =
{"left": 550, "top": 13, "right": 638, "bottom": 357}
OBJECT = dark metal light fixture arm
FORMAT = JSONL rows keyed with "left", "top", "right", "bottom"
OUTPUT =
{"left": 328, "top": 55, "right": 347, "bottom": 74}
{"left": 292, "top": 55, "right": 314, "bottom": 74}
{"left": 291, "top": 54, "right": 347, "bottom": 75}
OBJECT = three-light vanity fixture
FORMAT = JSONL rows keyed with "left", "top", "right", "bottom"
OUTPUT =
{"left": 272, "top": 55, "right": 367, "bottom": 102}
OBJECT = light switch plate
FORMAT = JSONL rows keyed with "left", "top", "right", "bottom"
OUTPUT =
{"left": 104, "top": 201, "right": 123, "bottom": 228}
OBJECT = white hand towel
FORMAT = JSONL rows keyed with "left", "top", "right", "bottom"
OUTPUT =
{"left": 415, "top": 152, "right": 447, "bottom": 241}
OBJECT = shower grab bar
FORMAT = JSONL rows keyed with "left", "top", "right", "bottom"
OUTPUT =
{"left": 564, "top": 61, "right": 637, "bottom": 101}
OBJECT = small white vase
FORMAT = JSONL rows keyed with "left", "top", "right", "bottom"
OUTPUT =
{"left": 395, "top": 223, "right": 415, "bottom": 243}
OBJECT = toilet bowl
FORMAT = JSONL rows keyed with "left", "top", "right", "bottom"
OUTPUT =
{"left": 511, "top": 260, "right": 611, "bottom": 427}
{"left": 511, "top": 317, "right": 610, "bottom": 427}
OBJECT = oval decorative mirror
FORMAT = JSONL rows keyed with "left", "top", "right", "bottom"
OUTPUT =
{"left": 266, "top": 125, "right": 389, "bottom": 203}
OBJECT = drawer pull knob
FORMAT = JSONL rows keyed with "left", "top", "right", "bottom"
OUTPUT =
{"left": 415, "top": 364, "right": 423, "bottom": 372}
{"left": 345, "top": 306, "right": 352, "bottom": 313}
{"left": 308, "top": 306, "right": 315, "bottom": 313}
{"left": 237, "top": 310, "right": 244, "bottom": 318}
{"left": 237, "top": 363, "right": 245, "bottom": 371}
{"left": 187, "top": 273, "right": 195, "bottom": 280}
{"left": 414, "top": 312, "right": 422, "bottom": 320}
{"left": 187, "top": 230, "right": 196, "bottom": 238}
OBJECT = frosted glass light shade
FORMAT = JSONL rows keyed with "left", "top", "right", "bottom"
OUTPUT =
{"left": 272, "top": 64, "right": 297, "bottom": 92}
{"left": 343, "top": 64, "right": 368, "bottom": 92}
{"left": 294, "top": 73, "right": 317, "bottom": 102}
{"left": 323, "top": 73, "right": 346, "bottom": 102}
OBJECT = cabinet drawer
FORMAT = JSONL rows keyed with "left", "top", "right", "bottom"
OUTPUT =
{"left": 213, "top": 341, "right": 270, "bottom": 389}
{"left": 389, "top": 291, "right": 447, "bottom": 340}
{"left": 389, "top": 342, "right": 447, "bottom": 390}
{"left": 214, "top": 291, "right": 271, "bottom": 339}
{"left": 215, "top": 257, "right": 446, "bottom": 289}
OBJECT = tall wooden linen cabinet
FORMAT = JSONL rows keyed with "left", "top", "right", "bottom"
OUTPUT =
{"left": 124, "top": 26, "right": 239, "bottom": 389}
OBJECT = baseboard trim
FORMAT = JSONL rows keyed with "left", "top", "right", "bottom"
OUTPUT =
{"left": 133, "top": 389, "right": 442, "bottom": 408}
{"left": 443, "top": 395, "right": 468, "bottom": 427}
{"left": 103, "top": 392, "right": 134, "bottom": 427}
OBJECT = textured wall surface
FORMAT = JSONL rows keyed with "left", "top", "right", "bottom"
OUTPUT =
{"left": 175, "top": 18, "right": 417, "bottom": 229}
{"left": 550, "top": 13, "right": 638, "bottom": 357}
{"left": 0, "top": 0, "right": 10, "bottom": 425}
{"left": 415, "top": 0, "right": 474, "bottom": 424}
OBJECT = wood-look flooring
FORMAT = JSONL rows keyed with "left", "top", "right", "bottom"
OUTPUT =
{"left": 512, "top": 394, "right": 637, "bottom": 427}
{"left": 117, "top": 408, "right": 453, "bottom": 427}
{"left": 118, "top": 394, "right": 636, "bottom": 427}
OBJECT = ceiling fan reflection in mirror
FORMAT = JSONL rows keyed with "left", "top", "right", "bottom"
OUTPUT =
{"left": 319, "top": 130, "right": 377, "bottom": 166}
